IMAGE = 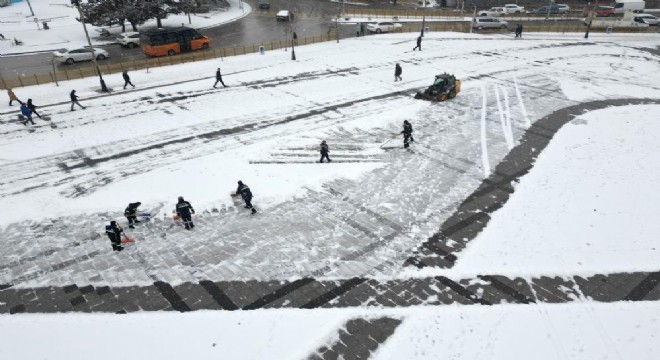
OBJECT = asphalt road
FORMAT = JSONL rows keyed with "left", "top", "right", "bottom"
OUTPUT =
{"left": 0, "top": 0, "right": 365, "bottom": 78}
{"left": 0, "top": 0, "right": 591, "bottom": 79}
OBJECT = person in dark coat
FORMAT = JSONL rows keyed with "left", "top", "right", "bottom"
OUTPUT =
{"left": 7, "top": 88, "right": 19, "bottom": 106}
{"left": 518, "top": 24, "right": 523, "bottom": 38}
{"left": 105, "top": 220, "right": 125, "bottom": 251}
{"left": 122, "top": 70, "right": 135, "bottom": 89}
{"left": 360, "top": 23, "right": 365, "bottom": 36}
{"left": 395, "top": 63, "right": 402, "bottom": 81}
{"left": 213, "top": 68, "right": 227, "bottom": 88}
{"left": 413, "top": 35, "right": 422, "bottom": 51}
{"left": 27, "top": 99, "right": 42, "bottom": 119}
{"left": 235, "top": 181, "right": 257, "bottom": 214}
{"left": 70, "top": 90, "right": 85, "bottom": 111}
{"left": 176, "top": 196, "right": 195, "bottom": 230}
{"left": 320, "top": 140, "right": 331, "bottom": 163}
{"left": 20, "top": 102, "right": 35, "bottom": 125}
{"left": 401, "top": 120, "right": 414, "bottom": 148}
{"left": 124, "top": 201, "right": 142, "bottom": 229}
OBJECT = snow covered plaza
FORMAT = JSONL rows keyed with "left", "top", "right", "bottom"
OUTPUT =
{"left": 2, "top": 9, "right": 660, "bottom": 359}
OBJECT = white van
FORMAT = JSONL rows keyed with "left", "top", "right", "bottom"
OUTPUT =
{"left": 613, "top": 0, "right": 645, "bottom": 14}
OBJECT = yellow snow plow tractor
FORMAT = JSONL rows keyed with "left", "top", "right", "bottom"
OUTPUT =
{"left": 414, "top": 73, "right": 461, "bottom": 102}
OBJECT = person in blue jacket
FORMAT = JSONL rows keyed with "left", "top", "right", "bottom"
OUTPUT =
{"left": 20, "top": 102, "right": 35, "bottom": 125}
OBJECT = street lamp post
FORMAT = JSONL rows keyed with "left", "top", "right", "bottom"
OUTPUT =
{"left": 584, "top": 0, "right": 599, "bottom": 39}
{"left": 74, "top": 1, "right": 108, "bottom": 92}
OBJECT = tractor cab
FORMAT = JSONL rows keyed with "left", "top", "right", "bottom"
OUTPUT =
{"left": 415, "top": 73, "right": 461, "bottom": 102}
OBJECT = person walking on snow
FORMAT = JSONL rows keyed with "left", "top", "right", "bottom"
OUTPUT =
{"left": 360, "top": 23, "right": 365, "bottom": 36}
{"left": 235, "top": 181, "right": 257, "bottom": 214}
{"left": 356, "top": 23, "right": 361, "bottom": 37}
{"left": 70, "top": 90, "right": 85, "bottom": 111}
{"left": 27, "top": 99, "right": 42, "bottom": 119}
{"left": 395, "top": 63, "right": 402, "bottom": 82}
{"left": 176, "top": 196, "right": 195, "bottom": 230}
{"left": 517, "top": 24, "right": 523, "bottom": 38}
{"left": 7, "top": 88, "right": 19, "bottom": 106}
{"left": 401, "top": 120, "right": 414, "bottom": 148}
{"left": 124, "top": 202, "right": 142, "bottom": 229}
{"left": 20, "top": 102, "right": 35, "bottom": 125}
{"left": 413, "top": 35, "right": 422, "bottom": 51}
{"left": 213, "top": 68, "right": 227, "bottom": 88}
{"left": 320, "top": 140, "right": 331, "bottom": 163}
{"left": 122, "top": 70, "right": 135, "bottom": 89}
{"left": 105, "top": 221, "right": 125, "bottom": 252}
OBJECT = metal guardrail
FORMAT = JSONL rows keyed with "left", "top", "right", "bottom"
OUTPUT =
{"left": 0, "top": 23, "right": 654, "bottom": 90}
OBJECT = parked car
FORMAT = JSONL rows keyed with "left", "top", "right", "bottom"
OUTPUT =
{"left": 472, "top": 17, "right": 508, "bottom": 30}
{"left": 503, "top": 4, "right": 525, "bottom": 13}
{"left": 53, "top": 47, "right": 110, "bottom": 65}
{"left": 258, "top": 0, "right": 270, "bottom": 9}
{"left": 530, "top": 5, "right": 562, "bottom": 14}
{"left": 116, "top": 32, "right": 140, "bottom": 48}
{"left": 479, "top": 7, "right": 506, "bottom": 17}
{"left": 366, "top": 21, "right": 403, "bottom": 33}
{"left": 276, "top": 10, "right": 294, "bottom": 21}
{"left": 634, "top": 13, "right": 659, "bottom": 25}
{"left": 556, "top": 4, "right": 571, "bottom": 13}
{"left": 583, "top": 6, "right": 616, "bottom": 17}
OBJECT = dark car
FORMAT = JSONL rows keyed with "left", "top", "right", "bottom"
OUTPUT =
{"left": 583, "top": 6, "right": 616, "bottom": 17}
{"left": 531, "top": 5, "right": 562, "bottom": 14}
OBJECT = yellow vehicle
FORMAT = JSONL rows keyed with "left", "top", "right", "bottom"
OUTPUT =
{"left": 414, "top": 73, "right": 461, "bottom": 102}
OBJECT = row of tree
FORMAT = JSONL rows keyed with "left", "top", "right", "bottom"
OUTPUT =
{"left": 80, "top": 0, "right": 202, "bottom": 32}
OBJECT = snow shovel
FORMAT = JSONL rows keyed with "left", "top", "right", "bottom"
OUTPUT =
{"left": 380, "top": 133, "right": 401, "bottom": 149}
{"left": 121, "top": 235, "right": 135, "bottom": 244}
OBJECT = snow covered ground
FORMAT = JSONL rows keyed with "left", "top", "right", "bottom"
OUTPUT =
{"left": 1, "top": 29, "right": 659, "bottom": 359}
{"left": 0, "top": 0, "right": 249, "bottom": 55}
{"left": 1, "top": 302, "right": 658, "bottom": 360}
{"left": 1, "top": 32, "right": 660, "bottom": 286}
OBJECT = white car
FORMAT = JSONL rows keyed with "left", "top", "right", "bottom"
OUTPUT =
{"left": 366, "top": 21, "right": 403, "bottom": 33}
{"left": 472, "top": 17, "right": 509, "bottom": 30}
{"left": 479, "top": 7, "right": 506, "bottom": 17}
{"left": 503, "top": 4, "right": 525, "bottom": 13}
{"left": 276, "top": 10, "right": 294, "bottom": 21}
{"left": 634, "top": 14, "right": 659, "bottom": 25}
{"left": 557, "top": 4, "right": 571, "bottom": 13}
{"left": 116, "top": 32, "right": 140, "bottom": 48}
{"left": 53, "top": 47, "right": 110, "bottom": 65}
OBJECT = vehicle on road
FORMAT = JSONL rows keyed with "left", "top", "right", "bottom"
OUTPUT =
{"left": 556, "top": 4, "right": 571, "bottom": 13}
{"left": 613, "top": 0, "right": 645, "bottom": 14}
{"left": 258, "top": 0, "right": 270, "bottom": 9}
{"left": 140, "top": 27, "right": 210, "bottom": 57}
{"left": 472, "top": 17, "right": 508, "bottom": 30}
{"left": 117, "top": 32, "right": 140, "bottom": 48}
{"left": 366, "top": 21, "right": 403, "bottom": 33}
{"left": 503, "top": 4, "right": 525, "bottom": 13}
{"left": 479, "top": 7, "right": 506, "bottom": 17}
{"left": 415, "top": 73, "right": 461, "bottom": 102}
{"left": 633, "top": 13, "right": 659, "bottom": 24}
{"left": 585, "top": 10, "right": 649, "bottom": 27}
{"left": 584, "top": 6, "right": 616, "bottom": 17}
{"left": 53, "top": 47, "right": 110, "bottom": 65}
{"left": 276, "top": 10, "right": 294, "bottom": 21}
{"left": 530, "top": 5, "right": 562, "bottom": 14}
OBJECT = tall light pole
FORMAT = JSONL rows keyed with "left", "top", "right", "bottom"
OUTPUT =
{"left": 584, "top": 0, "right": 598, "bottom": 39}
{"left": 73, "top": 0, "right": 108, "bottom": 92}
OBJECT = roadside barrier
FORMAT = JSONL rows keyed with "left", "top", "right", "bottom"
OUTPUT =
{"left": 0, "top": 23, "right": 653, "bottom": 90}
